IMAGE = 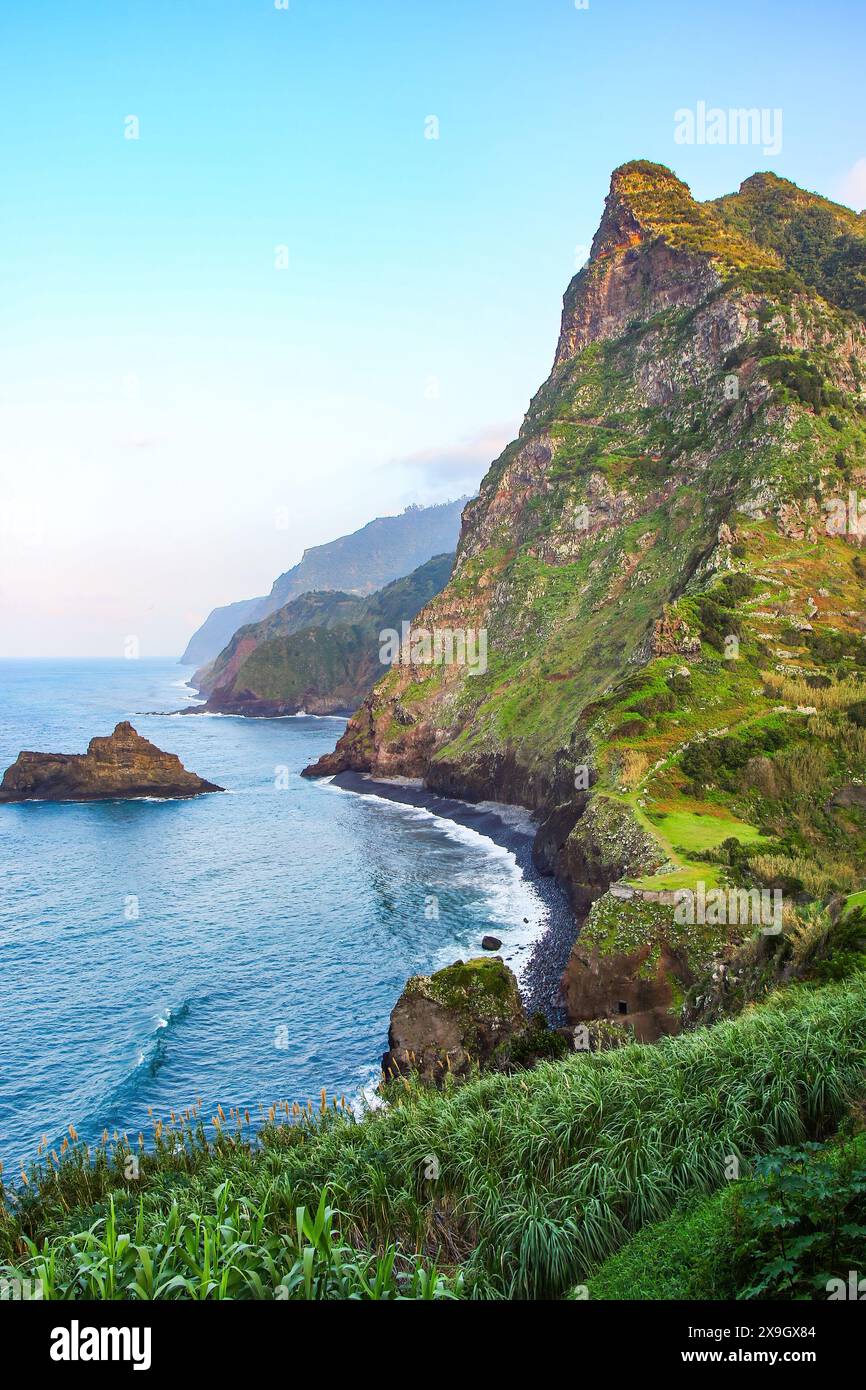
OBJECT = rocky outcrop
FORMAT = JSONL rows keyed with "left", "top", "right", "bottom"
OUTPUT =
{"left": 383, "top": 958, "right": 525, "bottom": 1083}
{"left": 0, "top": 723, "right": 223, "bottom": 802}
{"left": 829, "top": 784, "right": 866, "bottom": 810}
{"left": 650, "top": 608, "right": 702, "bottom": 658}
{"left": 382, "top": 958, "right": 531, "bottom": 1084}
{"left": 555, "top": 220, "right": 715, "bottom": 366}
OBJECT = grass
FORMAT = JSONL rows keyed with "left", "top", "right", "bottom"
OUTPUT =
{"left": 1, "top": 1183, "right": 461, "bottom": 1301}
{"left": 4, "top": 976, "right": 866, "bottom": 1300}
{"left": 584, "top": 1188, "right": 736, "bottom": 1300}
{"left": 627, "top": 866, "right": 722, "bottom": 892}
{"left": 586, "top": 1132, "right": 866, "bottom": 1301}
{"left": 646, "top": 807, "right": 764, "bottom": 855}
{"left": 623, "top": 802, "right": 765, "bottom": 891}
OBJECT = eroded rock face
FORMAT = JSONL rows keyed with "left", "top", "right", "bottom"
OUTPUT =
{"left": 531, "top": 799, "right": 589, "bottom": 877}
{"left": 0, "top": 722, "right": 223, "bottom": 802}
{"left": 562, "top": 936, "right": 691, "bottom": 1044}
{"left": 559, "top": 796, "right": 665, "bottom": 912}
{"left": 382, "top": 957, "right": 526, "bottom": 1084}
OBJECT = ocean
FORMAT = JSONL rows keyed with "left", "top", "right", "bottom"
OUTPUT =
{"left": 0, "top": 659, "right": 545, "bottom": 1168}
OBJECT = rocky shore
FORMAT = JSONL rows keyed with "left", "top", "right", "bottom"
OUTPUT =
{"left": 328, "top": 771, "right": 580, "bottom": 1025}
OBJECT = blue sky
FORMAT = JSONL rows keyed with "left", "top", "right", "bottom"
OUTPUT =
{"left": 2, "top": 0, "right": 864, "bottom": 655}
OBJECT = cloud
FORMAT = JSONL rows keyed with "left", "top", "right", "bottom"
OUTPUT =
{"left": 836, "top": 158, "right": 866, "bottom": 213}
{"left": 379, "top": 423, "right": 516, "bottom": 500}
{"left": 113, "top": 435, "right": 160, "bottom": 450}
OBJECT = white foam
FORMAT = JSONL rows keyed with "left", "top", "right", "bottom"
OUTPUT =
{"left": 320, "top": 781, "right": 547, "bottom": 985}
{"left": 350, "top": 1067, "right": 388, "bottom": 1119}
{"left": 285, "top": 711, "right": 349, "bottom": 721}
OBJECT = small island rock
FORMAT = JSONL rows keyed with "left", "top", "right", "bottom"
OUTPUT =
{"left": 0, "top": 722, "right": 223, "bottom": 803}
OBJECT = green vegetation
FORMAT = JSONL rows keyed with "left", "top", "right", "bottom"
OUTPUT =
{"left": 205, "top": 552, "right": 454, "bottom": 711}
{"left": 714, "top": 172, "right": 866, "bottom": 319}
{"left": 407, "top": 956, "right": 518, "bottom": 1015}
{"left": 1, "top": 1182, "right": 459, "bottom": 1301}
{"left": 588, "top": 1134, "right": 866, "bottom": 1301}
{"left": 3, "top": 978, "right": 866, "bottom": 1300}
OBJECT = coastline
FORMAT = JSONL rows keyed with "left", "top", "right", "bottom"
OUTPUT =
{"left": 327, "top": 770, "right": 579, "bottom": 1024}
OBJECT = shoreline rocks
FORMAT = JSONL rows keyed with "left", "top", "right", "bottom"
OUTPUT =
{"left": 383, "top": 958, "right": 525, "bottom": 1083}
{"left": 0, "top": 722, "right": 223, "bottom": 803}
{"left": 382, "top": 956, "right": 567, "bottom": 1084}
{"left": 318, "top": 769, "right": 580, "bottom": 1025}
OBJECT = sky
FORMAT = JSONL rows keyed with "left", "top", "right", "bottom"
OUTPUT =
{"left": 1, "top": 0, "right": 865, "bottom": 657}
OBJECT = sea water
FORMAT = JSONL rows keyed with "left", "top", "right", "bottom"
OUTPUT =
{"left": 0, "top": 659, "right": 543, "bottom": 1167}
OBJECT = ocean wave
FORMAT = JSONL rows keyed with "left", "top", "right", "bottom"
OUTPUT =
{"left": 128, "top": 1000, "right": 193, "bottom": 1084}
{"left": 349, "top": 1065, "right": 387, "bottom": 1120}
{"left": 73, "top": 1000, "right": 196, "bottom": 1142}
{"left": 322, "top": 782, "right": 547, "bottom": 983}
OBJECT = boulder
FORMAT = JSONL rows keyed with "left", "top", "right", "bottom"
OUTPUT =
{"left": 481, "top": 935, "right": 502, "bottom": 950}
{"left": 828, "top": 784, "right": 866, "bottom": 810}
{"left": 382, "top": 957, "right": 526, "bottom": 1084}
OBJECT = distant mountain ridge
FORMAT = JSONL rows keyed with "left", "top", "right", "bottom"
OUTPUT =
{"left": 180, "top": 498, "right": 468, "bottom": 665}
{"left": 188, "top": 552, "right": 455, "bottom": 717}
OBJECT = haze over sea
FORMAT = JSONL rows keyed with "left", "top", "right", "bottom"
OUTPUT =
{"left": 0, "top": 659, "right": 543, "bottom": 1168}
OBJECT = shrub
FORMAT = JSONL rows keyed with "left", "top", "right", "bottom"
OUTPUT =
{"left": 681, "top": 721, "right": 788, "bottom": 789}
{"left": 763, "top": 354, "right": 826, "bottom": 410}
{"left": 737, "top": 1139, "right": 866, "bottom": 1300}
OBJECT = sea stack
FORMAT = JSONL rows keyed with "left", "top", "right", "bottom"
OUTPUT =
{"left": 0, "top": 722, "right": 223, "bottom": 803}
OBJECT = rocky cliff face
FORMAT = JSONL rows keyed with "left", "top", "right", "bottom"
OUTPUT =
{"left": 308, "top": 161, "right": 866, "bottom": 1040}
{"left": 0, "top": 723, "right": 223, "bottom": 802}
{"left": 181, "top": 498, "right": 467, "bottom": 667}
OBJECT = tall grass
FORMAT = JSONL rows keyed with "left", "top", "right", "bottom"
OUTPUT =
{"left": 750, "top": 851, "right": 857, "bottom": 897}
{"left": 762, "top": 670, "right": 866, "bottom": 712}
{"left": 3, "top": 978, "right": 866, "bottom": 1301}
{"left": 1, "top": 1182, "right": 460, "bottom": 1301}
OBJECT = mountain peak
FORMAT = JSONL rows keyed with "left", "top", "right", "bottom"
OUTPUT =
{"left": 591, "top": 161, "right": 693, "bottom": 260}
{"left": 555, "top": 160, "right": 772, "bottom": 364}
